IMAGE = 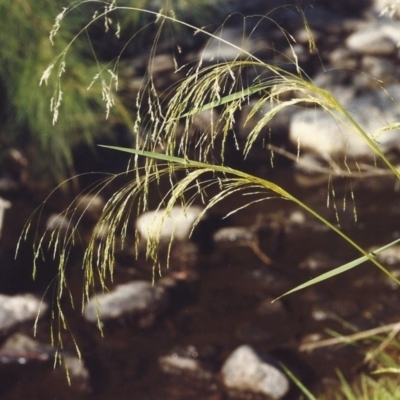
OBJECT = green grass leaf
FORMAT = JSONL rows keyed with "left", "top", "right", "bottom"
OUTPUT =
{"left": 280, "top": 363, "right": 317, "bottom": 400}
{"left": 177, "top": 83, "right": 270, "bottom": 118}
{"left": 273, "top": 237, "right": 400, "bottom": 302}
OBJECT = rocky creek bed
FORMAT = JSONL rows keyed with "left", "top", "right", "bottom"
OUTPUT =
{"left": 0, "top": 165, "right": 400, "bottom": 399}
{"left": 2, "top": 0, "right": 400, "bottom": 399}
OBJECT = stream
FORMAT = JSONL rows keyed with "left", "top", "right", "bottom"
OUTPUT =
{"left": 0, "top": 160, "right": 399, "bottom": 400}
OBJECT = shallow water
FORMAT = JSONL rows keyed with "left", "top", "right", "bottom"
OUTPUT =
{"left": 1, "top": 164, "right": 400, "bottom": 400}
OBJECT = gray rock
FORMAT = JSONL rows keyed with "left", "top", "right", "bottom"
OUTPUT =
{"left": 0, "top": 333, "right": 90, "bottom": 389}
{"left": 0, "top": 294, "right": 48, "bottom": 331}
{"left": 290, "top": 109, "right": 365, "bottom": 158}
{"left": 0, "top": 197, "right": 11, "bottom": 240}
{"left": 0, "top": 177, "right": 20, "bottom": 193}
{"left": 0, "top": 333, "right": 53, "bottom": 363}
{"left": 75, "top": 194, "right": 105, "bottom": 222}
{"left": 136, "top": 205, "right": 204, "bottom": 242}
{"left": 159, "top": 345, "right": 212, "bottom": 379}
{"left": 369, "top": 244, "right": 400, "bottom": 265}
{"left": 289, "top": 84, "right": 400, "bottom": 158}
{"left": 63, "top": 354, "right": 90, "bottom": 390}
{"left": 361, "top": 56, "right": 400, "bottom": 86}
{"left": 221, "top": 345, "right": 289, "bottom": 399}
{"left": 199, "top": 27, "right": 271, "bottom": 63}
{"left": 373, "top": 0, "right": 400, "bottom": 19}
{"left": 159, "top": 352, "right": 200, "bottom": 374}
{"left": 83, "top": 281, "right": 168, "bottom": 327}
{"left": 346, "top": 27, "right": 396, "bottom": 55}
{"left": 213, "top": 226, "right": 256, "bottom": 245}
{"left": 0, "top": 148, "right": 28, "bottom": 185}
{"left": 380, "top": 20, "right": 400, "bottom": 45}
{"left": 346, "top": 16, "right": 400, "bottom": 54}
{"left": 46, "top": 213, "right": 70, "bottom": 233}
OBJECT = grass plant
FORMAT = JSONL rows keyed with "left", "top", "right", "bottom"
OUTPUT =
{"left": 0, "top": 0, "right": 165, "bottom": 183}
{"left": 20, "top": 0, "right": 400, "bottom": 395}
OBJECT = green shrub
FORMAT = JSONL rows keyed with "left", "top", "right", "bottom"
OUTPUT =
{"left": 0, "top": 0, "right": 136, "bottom": 183}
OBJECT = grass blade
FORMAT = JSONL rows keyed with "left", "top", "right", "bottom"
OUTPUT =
{"left": 280, "top": 363, "right": 317, "bottom": 400}
{"left": 100, "top": 145, "right": 400, "bottom": 299}
{"left": 178, "top": 83, "right": 270, "bottom": 118}
{"left": 273, "top": 237, "right": 400, "bottom": 302}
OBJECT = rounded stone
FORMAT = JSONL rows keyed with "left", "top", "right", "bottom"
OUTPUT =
{"left": 221, "top": 345, "right": 289, "bottom": 399}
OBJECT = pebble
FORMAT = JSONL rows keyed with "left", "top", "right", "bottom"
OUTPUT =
{"left": 74, "top": 194, "right": 105, "bottom": 223}
{"left": 198, "top": 27, "right": 270, "bottom": 62}
{"left": 289, "top": 84, "right": 400, "bottom": 159}
{"left": 135, "top": 205, "right": 204, "bottom": 243}
{"left": 369, "top": 244, "right": 400, "bottom": 265}
{"left": 46, "top": 213, "right": 70, "bottom": 234}
{"left": 221, "top": 345, "right": 289, "bottom": 399}
{"left": 373, "top": 0, "right": 400, "bottom": 18}
{"left": 0, "top": 333, "right": 53, "bottom": 363}
{"left": 213, "top": 226, "right": 256, "bottom": 245}
{"left": 159, "top": 344, "right": 212, "bottom": 379}
{"left": 83, "top": 280, "right": 168, "bottom": 328}
{"left": 0, "top": 294, "right": 48, "bottom": 331}
{"left": 63, "top": 354, "right": 91, "bottom": 390}
{"left": 346, "top": 28, "right": 396, "bottom": 56}
{"left": 0, "top": 197, "right": 11, "bottom": 239}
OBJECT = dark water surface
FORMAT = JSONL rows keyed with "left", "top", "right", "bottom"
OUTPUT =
{"left": 1, "top": 165, "right": 400, "bottom": 400}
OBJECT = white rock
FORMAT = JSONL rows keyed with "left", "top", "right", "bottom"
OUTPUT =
{"left": 373, "top": 0, "right": 400, "bottom": 19}
{"left": 0, "top": 333, "right": 53, "bottom": 362}
{"left": 75, "top": 194, "right": 105, "bottom": 222}
{"left": 290, "top": 109, "right": 369, "bottom": 158}
{"left": 346, "top": 28, "right": 396, "bottom": 55}
{"left": 213, "top": 227, "right": 256, "bottom": 244}
{"left": 64, "top": 354, "right": 90, "bottom": 382}
{"left": 46, "top": 213, "right": 70, "bottom": 233}
{"left": 83, "top": 281, "right": 168, "bottom": 326}
{"left": 159, "top": 353, "right": 200, "bottom": 373}
{"left": 346, "top": 16, "right": 400, "bottom": 51}
{"left": 380, "top": 20, "right": 400, "bottom": 44}
{"left": 158, "top": 345, "right": 211, "bottom": 378}
{"left": 199, "top": 27, "right": 271, "bottom": 62}
{"left": 221, "top": 345, "right": 289, "bottom": 399}
{"left": 0, "top": 197, "right": 11, "bottom": 239}
{"left": 0, "top": 294, "right": 48, "bottom": 331}
{"left": 289, "top": 84, "right": 400, "bottom": 158}
{"left": 369, "top": 244, "right": 400, "bottom": 265}
{"left": 136, "top": 205, "right": 203, "bottom": 242}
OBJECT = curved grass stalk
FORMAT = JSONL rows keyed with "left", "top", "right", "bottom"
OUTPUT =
{"left": 31, "top": 0, "right": 400, "bottom": 368}
{"left": 97, "top": 146, "right": 400, "bottom": 299}
{"left": 165, "top": 64, "right": 400, "bottom": 179}
{"left": 43, "top": 2, "right": 400, "bottom": 180}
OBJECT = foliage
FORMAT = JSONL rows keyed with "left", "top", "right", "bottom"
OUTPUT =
{"left": 0, "top": 0, "right": 138, "bottom": 182}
